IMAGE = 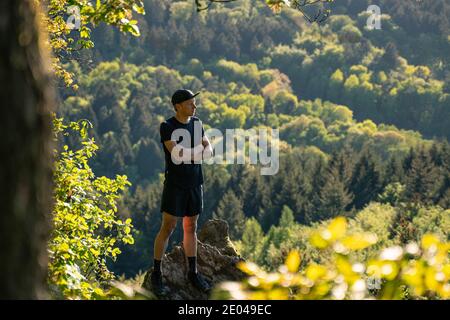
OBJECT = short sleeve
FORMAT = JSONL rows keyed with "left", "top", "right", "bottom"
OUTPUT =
{"left": 160, "top": 122, "right": 173, "bottom": 143}
{"left": 196, "top": 118, "right": 204, "bottom": 138}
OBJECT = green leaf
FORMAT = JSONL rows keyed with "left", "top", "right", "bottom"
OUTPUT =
{"left": 129, "top": 24, "right": 140, "bottom": 37}
{"left": 80, "top": 30, "right": 90, "bottom": 39}
{"left": 133, "top": 4, "right": 145, "bottom": 15}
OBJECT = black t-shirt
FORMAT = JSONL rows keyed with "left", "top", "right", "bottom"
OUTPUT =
{"left": 160, "top": 116, "right": 205, "bottom": 189}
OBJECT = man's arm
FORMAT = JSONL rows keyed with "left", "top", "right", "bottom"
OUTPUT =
{"left": 163, "top": 140, "right": 194, "bottom": 161}
{"left": 164, "top": 136, "right": 212, "bottom": 162}
{"left": 163, "top": 140, "right": 177, "bottom": 154}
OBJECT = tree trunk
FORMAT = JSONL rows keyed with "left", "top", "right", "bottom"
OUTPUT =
{"left": 0, "top": 0, "right": 55, "bottom": 299}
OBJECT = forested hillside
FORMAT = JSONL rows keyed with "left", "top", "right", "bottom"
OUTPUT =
{"left": 77, "top": 0, "right": 450, "bottom": 138}
{"left": 55, "top": 0, "right": 450, "bottom": 279}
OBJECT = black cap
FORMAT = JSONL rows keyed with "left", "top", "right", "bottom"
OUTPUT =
{"left": 171, "top": 89, "right": 200, "bottom": 106}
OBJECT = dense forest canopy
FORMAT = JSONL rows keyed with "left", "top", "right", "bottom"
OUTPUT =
{"left": 51, "top": 0, "right": 450, "bottom": 284}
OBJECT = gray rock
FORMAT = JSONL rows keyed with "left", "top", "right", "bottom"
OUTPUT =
{"left": 142, "top": 219, "right": 246, "bottom": 300}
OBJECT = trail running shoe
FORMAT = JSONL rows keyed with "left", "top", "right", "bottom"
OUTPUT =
{"left": 188, "top": 271, "right": 211, "bottom": 293}
{"left": 150, "top": 270, "right": 168, "bottom": 297}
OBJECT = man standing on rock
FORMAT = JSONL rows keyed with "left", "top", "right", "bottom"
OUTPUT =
{"left": 150, "top": 89, "right": 213, "bottom": 296}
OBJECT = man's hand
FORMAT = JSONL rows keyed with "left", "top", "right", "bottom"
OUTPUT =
{"left": 164, "top": 136, "right": 213, "bottom": 164}
{"left": 191, "top": 135, "right": 214, "bottom": 162}
{"left": 201, "top": 135, "right": 213, "bottom": 160}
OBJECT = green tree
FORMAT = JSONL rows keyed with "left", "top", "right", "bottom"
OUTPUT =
{"left": 214, "top": 190, "right": 246, "bottom": 239}
{"left": 49, "top": 117, "right": 133, "bottom": 299}
{"left": 271, "top": 90, "right": 299, "bottom": 115}
{"left": 379, "top": 42, "right": 400, "bottom": 70}
{"left": 240, "top": 218, "right": 264, "bottom": 262}
{"left": 329, "top": 69, "right": 344, "bottom": 100}
{"left": 279, "top": 205, "right": 295, "bottom": 228}
{"left": 348, "top": 151, "right": 382, "bottom": 210}
{"left": 404, "top": 148, "right": 441, "bottom": 204}
{"left": 274, "top": 157, "right": 312, "bottom": 224}
{"left": 316, "top": 166, "right": 353, "bottom": 221}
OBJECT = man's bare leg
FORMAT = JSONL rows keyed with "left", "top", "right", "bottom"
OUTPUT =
{"left": 154, "top": 212, "right": 178, "bottom": 263}
{"left": 183, "top": 214, "right": 210, "bottom": 292}
{"left": 183, "top": 214, "right": 198, "bottom": 263}
{"left": 150, "top": 212, "right": 178, "bottom": 295}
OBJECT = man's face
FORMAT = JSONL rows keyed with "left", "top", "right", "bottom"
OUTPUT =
{"left": 176, "top": 98, "right": 197, "bottom": 116}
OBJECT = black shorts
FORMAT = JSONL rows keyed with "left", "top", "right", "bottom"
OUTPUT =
{"left": 160, "top": 182, "right": 203, "bottom": 217}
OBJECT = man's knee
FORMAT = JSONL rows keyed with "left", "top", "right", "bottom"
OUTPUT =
{"left": 183, "top": 218, "right": 198, "bottom": 234}
{"left": 161, "top": 218, "right": 177, "bottom": 235}
{"left": 163, "top": 224, "right": 176, "bottom": 236}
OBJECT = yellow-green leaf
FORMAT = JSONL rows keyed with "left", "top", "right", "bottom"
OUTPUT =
{"left": 285, "top": 250, "right": 301, "bottom": 273}
{"left": 327, "top": 217, "right": 347, "bottom": 241}
{"left": 341, "top": 233, "right": 377, "bottom": 250}
{"left": 237, "top": 261, "right": 260, "bottom": 276}
{"left": 59, "top": 243, "right": 70, "bottom": 252}
{"left": 421, "top": 234, "right": 439, "bottom": 250}
{"left": 310, "top": 231, "right": 329, "bottom": 249}
{"left": 90, "top": 248, "right": 100, "bottom": 256}
{"left": 305, "top": 264, "right": 327, "bottom": 281}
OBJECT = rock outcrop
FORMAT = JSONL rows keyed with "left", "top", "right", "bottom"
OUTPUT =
{"left": 142, "top": 219, "right": 247, "bottom": 300}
